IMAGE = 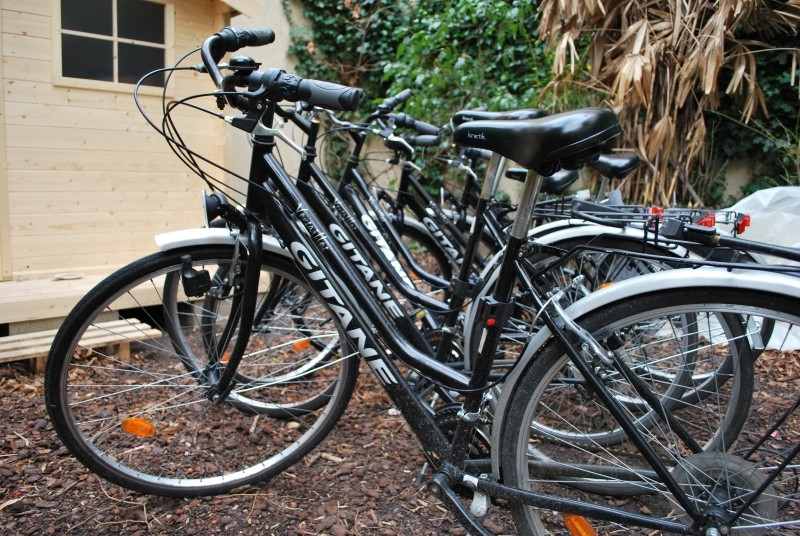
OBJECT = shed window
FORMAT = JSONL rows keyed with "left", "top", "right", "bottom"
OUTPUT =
{"left": 59, "top": 0, "right": 167, "bottom": 87}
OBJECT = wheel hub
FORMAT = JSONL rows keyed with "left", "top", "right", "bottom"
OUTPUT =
{"left": 670, "top": 452, "right": 777, "bottom": 536}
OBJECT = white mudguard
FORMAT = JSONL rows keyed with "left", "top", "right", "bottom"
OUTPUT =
{"left": 489, "top": 266, "right": 800, "bottom": 479}
{"left": 154, "top": 227, "right": 288, "bottom": 257}
{"left": 463, "top": 224, "right": 693, "bottom": 360}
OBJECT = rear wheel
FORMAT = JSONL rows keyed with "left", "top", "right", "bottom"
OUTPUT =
{"left": 464, "top": 235, "right": 677, "bottom": 372}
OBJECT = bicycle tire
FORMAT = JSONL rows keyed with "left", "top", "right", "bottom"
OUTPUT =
{"left": 531, "top": 236, "right": 774, "bottom": 408}
{"left": 465, "top": 234, "right": 765, "bottom": 408}
{"left": 397, "top": 221, "right": 454, "bottom": 304}
{"left": 169, "top": 263, "right": 348, "bottom": 417}
{"left": 499, "top": 288, "right": 800, "bottom": 535}
{"left": 45, "top": 246, "right": 359, "bottom": 497}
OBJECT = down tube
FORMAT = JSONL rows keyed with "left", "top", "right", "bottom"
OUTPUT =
{"left": 258, "top": 158, "right": 461, "bottom": 464}
{"left": 260, "top": 156, "right": 468, "bottom": 388}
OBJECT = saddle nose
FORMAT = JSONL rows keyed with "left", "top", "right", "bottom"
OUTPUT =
{"left": 452, "top": 108, "right": 621, "bottom": 176}
{"left": 451, "top": 108, "right": 549, "bottom": 127}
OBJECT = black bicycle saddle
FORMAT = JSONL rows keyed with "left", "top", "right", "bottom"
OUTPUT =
{"left": 506, "top": 167, "right": 580, "bottom": 193}
{"left": 590, "top": 152, "right": 641, "bottom": 179}
{"left": 451, "top": 108, "right": 548, "bottom": 127}
{"left": 453, "top": 108, "right": 621, "bottom": 176}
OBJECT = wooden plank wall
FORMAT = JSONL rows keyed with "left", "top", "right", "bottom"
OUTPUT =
{"left": 2, "top": 0, "right": 231, "bottom": 283}
{"left": 0, "top": 7, "right": 9, "bottom": 280}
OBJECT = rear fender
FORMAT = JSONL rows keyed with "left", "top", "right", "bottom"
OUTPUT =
{"left": 488, "top": 267, "right": 800, "bottom": 479}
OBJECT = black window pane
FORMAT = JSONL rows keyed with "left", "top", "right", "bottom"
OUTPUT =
{"left": 61, "top": 0, "right": 112, "bottom": 35}
{"left": 119, "top": 43, "right": 164, "bottom": 86}
{"left": 61, "top": 34, "right": 113, "bottom": 82}
{"left": 118, "top": 0, "right": 165, "bottom": 43}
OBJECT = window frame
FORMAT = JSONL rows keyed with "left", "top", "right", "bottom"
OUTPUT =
{"left": 52, "top": 0, "right": 175, "bottom": 95}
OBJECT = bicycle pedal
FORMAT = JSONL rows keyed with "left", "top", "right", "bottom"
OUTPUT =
{"left": 469, "top": 489, "right": 490, "bottom": 518}
{"left": 415, "top": 461, "right": 430, "bottom": 484}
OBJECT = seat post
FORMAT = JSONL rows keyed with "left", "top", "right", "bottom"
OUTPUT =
{"left": 595, "top": 175, "right": 610, "bottom": 202}
{"left": 480, "top": 153, "right": 506, "bottom": 200}
{"left": 509, "top": 169, "right": 544, "bottom": 240}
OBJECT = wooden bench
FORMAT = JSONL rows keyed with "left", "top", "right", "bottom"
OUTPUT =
{"left": 0, "top": 319, "right": 163, "bottom": 373}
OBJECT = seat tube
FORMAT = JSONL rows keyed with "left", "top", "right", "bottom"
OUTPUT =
{"left": 487, "top": 169, "right": 544, "bottom": 303}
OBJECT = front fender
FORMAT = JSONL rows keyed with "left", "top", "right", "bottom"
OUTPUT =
{"left": 155, "top": 228, "right": 288, "bottom": 257}
{"left": 489, "top": 266, "right": 800, "bottom": 479}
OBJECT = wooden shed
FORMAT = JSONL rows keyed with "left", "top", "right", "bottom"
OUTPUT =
{"left": 0, "top": 0, "right": 296, "bottom": 365}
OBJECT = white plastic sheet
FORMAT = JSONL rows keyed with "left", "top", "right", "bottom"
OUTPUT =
{"left": 729, "top": 186, "right": 800, "bottom": 259}
{"left": 728, "top": 186, "right": 800, "bottom": 348}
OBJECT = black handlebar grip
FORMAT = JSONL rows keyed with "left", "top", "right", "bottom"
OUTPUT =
{"left": 394, "top": 113, "right": 441, "bottom": 135}
{"left": 254, "top": 68, "right": 363, "bottom": 111}
{"left": 462, "top": 147, "right": 493, "bottom": 161}
{"left": 378, "top": 89, "right": 412, "bottom": 113}
{"left": 298, "top": 79, "right": 363, "bottom": 111}
{"left": 402, "top": 135, "right": 440, "bottom": 147}
{"left": 216, "top": 27, "right": 276, "bottom": 53}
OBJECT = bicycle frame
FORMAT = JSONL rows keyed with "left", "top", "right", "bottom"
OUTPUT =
{"left": 283, "top": 107, "right": 525, "bottom": 373}
{"left": 372, "top": 141, "right": 514, "bottom": 270}
{"left": 335, "top": 113, "right": 454, "bottom": 289}
{"left": 213, "top": 103, "right": 738, "bottom": 535}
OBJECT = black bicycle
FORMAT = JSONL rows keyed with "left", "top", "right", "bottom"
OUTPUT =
{"left": 45, "top": 28, "right": 800, "bottom": 535}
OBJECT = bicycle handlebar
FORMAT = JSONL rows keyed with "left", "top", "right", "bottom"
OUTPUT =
{"left": 401, "top": 134, "right": 440, "bottom": 148}
{"left": 254, "top": 68, "right": 363, "bottom": 111}
{"left": 461, "top": 147, "right": 493, "bottom": 161}
{"left": 378, "top": 88, "right": 412, "bottom": 113}
{"left": 216, "top": 27, "right": 276, "bottom": 53}
{"left": 201, "top": 27, "right": 275, "bottom": 87}
{"left": 393, "top": 113, "right": 441, "bottom": 136}
{"left": 201, "top": 27, "right": 363, "bottom": 112}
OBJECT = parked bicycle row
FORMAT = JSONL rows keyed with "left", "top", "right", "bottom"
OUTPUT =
{"left": 44, "top": 27, "right": 800, "bottom": 535}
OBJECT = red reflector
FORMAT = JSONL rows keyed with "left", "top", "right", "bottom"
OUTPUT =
{"left": 737, "top": 214, "right": 751, "bottom": 235}
{"left": 486, "top": 318, "right": 496, "bottom": 327}
{"left": 696, "top": 212, "right": 716, "bottom": 227}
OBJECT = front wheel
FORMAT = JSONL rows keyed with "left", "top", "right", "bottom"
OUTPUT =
{"left": 45, "top": 246, "right": 359, "bottom": 497}
{"left": 498, "top": 288, "right": 800, "bottom": 535}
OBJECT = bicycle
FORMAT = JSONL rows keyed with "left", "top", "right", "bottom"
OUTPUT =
{"left": 374, "top": 110, "right": 781, "bottom": 451}
{"left": 45, "top": 27, "right": 800, "bottom": 535}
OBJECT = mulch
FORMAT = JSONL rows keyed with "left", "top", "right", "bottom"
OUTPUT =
{"left": 0, "top": 361, "right": 509, "bottom": 535}
{"left": 5, "top": 350, "right": 798, "bottom": 535}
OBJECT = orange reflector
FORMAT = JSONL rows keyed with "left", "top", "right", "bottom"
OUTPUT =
{"left": 292, "top": 339, "right": 311, "bottom": 351}
{"left": 596, "top": 281, "right": 614, "bottom": 291}
{"left": 120, "top": 417, "right": 156, "bottom": 437}
{"left": 564, "top": 514, "right": 596, "bottom": 536}
{"left": 220, "top": 351, "right": 230, "bottom": 364}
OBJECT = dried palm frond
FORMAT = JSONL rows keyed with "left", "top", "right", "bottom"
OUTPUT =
{"left": 537, "top": 0, "right": 800, "bottom": 205}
